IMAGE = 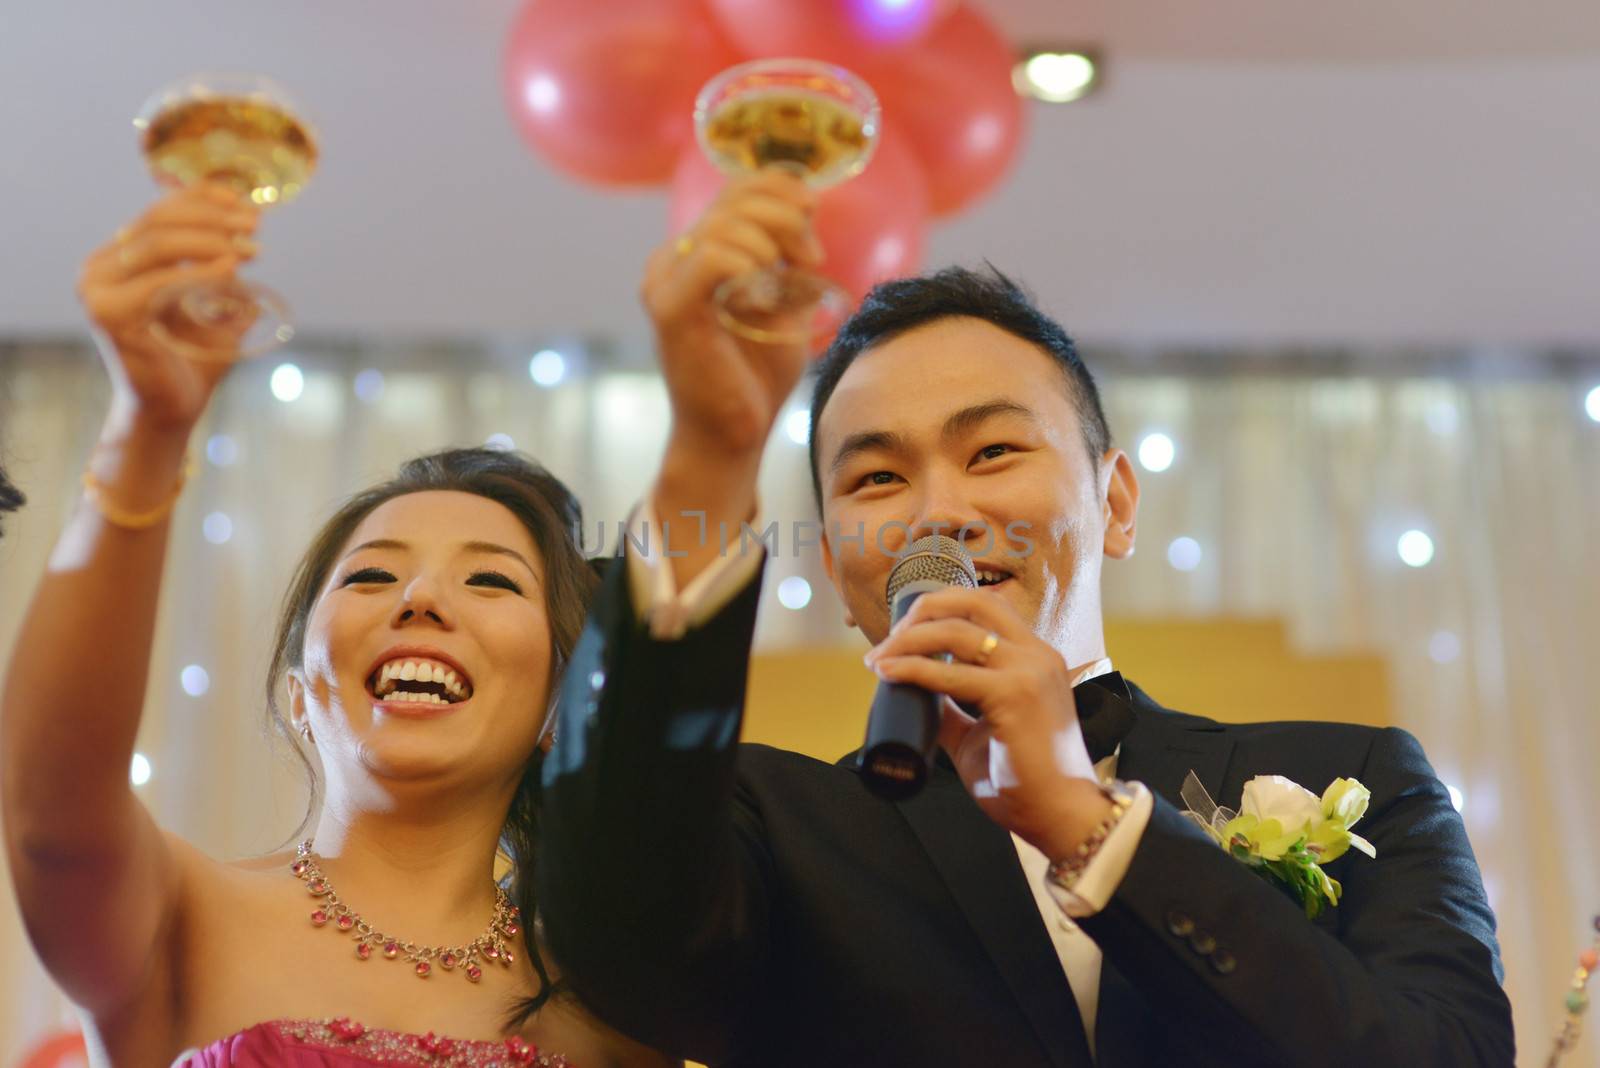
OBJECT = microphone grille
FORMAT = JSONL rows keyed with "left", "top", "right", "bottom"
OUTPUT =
{"left": 885, "top": 535, "right": 978, "bottom": 607}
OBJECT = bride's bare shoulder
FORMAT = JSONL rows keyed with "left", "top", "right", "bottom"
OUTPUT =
{"left": 159, "top": 829, "right": 297, "bottom": 882}
{"left": 228, "top": 846, "right": 298, "bottom": 874}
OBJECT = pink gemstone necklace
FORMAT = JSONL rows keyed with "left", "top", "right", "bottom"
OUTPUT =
{"left": 292, "top": 841, "right": 522, "bottom": 984}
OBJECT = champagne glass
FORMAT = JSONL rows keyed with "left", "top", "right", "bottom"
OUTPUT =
{"left": 133, "top": 73, "right": 318, "bottom": 360}
{"left": 693, "top": 58, "right": 880, "bottom": 346}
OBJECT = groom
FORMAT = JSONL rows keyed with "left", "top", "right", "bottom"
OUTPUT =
{"left": 538, "top": 173, "right": 1513, "bottom": 1067}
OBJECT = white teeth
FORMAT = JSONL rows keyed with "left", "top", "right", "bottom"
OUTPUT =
{"left": 386, "top": 690, "right": 446, "bottom": 705}
{"left": 370, "top": 657, "right": 471, "bottom": 703}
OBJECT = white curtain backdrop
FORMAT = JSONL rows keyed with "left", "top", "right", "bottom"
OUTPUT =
{"left": 1, "top": 340, "right": 1596, "bottom": 1066}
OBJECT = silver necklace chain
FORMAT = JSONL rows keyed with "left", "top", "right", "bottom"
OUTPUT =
{"left": 292, "top": 840, "right": 521, "bottom": 984}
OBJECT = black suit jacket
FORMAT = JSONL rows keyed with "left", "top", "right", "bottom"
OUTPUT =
{"left": 539, "top": 559, "right": 1513, "bottom": 1067}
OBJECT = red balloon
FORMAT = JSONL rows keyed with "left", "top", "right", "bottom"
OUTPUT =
{"left": 871, "top": 4, "right": 1025, "bottom": 216}
{"left": 668, "top": 132, "right": 929, "bottom": 305}
{"left": 502, "top": 0, "right": 737, "bottom": 185}
{"left": 707, "top": 0, "right": 948, "bottom": 67}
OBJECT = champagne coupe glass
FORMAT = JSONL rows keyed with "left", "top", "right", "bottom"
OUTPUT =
{"left": 133, "top": 73, "right": 317, "bottom": 360}
{"left": 693, "top": 58, "right": 880, "bottom": 346}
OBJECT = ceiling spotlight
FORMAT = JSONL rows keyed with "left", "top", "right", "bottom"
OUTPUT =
{"left": 1397, "top": 530, "right": 1435, "bottom": 568}
{"left": 1167, "top": 537, "right": 1202, "bottom": 572}
{"left": 1014, "top": 48, "right": 1101, "bottom": 103}
{"left": 777, "top": 576, "right": 813, "bottom": 611}
{"left": 1137, "top": 432, "right": 1176, "bottom": 473}
{"left": 269, "top": 362, "right": 305, "bottom": 403}
{"left": 529, "top": 349, "right": 566, "bottom": 387}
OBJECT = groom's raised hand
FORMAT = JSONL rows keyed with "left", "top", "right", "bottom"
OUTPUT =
{"left": 644, "top": 170, "right": 821, "bottom": 588}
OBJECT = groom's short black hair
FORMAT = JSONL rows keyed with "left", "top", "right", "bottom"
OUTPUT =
{"left": 805, "top": 265, "right": 1111, "bottom": 509}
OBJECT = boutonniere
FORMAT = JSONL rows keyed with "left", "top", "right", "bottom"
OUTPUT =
{"left": 1181, "top": 772, "right": 1376, "bottom": 919}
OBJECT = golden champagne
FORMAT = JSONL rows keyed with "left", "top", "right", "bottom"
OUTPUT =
{"left": 140, "top": 96, "right": 317, "bottom": 206}
{"left": 703, "top": 91, "right": 871, "bottom": 186}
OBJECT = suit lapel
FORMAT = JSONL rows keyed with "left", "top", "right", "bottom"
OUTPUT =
{"left": 886, "top": 677, "right": 1238, "bottom": 1068}
{"left": 1087, "top": 680, "right": 1237, "bottom": 1065}
{"left": 1108, "top": 682, "right": 1234, "bottom": 812}
{"left": 895, "top": 764, "right": 1092, "bottom": 1068}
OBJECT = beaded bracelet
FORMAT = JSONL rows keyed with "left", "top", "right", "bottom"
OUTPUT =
{"left": 1543, "top": 912, "right": 1599, "bottom": 1067}
{"left": 1046, "top": 779, "right": 1135, "bottom": 892}
{"left": 81, "top": 453, "right": 196, "bottom": 530}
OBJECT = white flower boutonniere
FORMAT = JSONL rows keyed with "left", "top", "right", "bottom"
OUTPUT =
{"left": 1181, "top": 772, "right": 1377, "bottom": 919}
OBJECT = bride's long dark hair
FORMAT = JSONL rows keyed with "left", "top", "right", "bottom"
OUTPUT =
{"left": 264, "top": 446, "right": 597, "bottom": 1023}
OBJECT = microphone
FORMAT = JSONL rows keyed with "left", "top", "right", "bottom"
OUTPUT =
{"left": 858, "top": 534, "right": 977, "bottom": 800}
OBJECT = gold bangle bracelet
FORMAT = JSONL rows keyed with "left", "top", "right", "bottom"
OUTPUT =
{"left": 81, "top": 453, "right": 197, "bottom": 530}
{"left": 1046, "top": 779, "right": 1136, "bottom": 893}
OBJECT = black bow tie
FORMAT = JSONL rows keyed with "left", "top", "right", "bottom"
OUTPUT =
{"left": 942, "top": 673, "right": 1136, "bottom": 774}
{"left": 1074, "top": 672, "right": 1137, "bottom": 765}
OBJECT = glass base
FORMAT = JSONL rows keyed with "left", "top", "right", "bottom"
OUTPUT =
{"left": 146, "top": 277, "right": 294, "bottom": 362}
{"left": 714, "top": 267, "right": 850, "bottom": 347}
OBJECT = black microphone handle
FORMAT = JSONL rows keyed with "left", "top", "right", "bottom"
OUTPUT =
{"left": 859, "top": 581, "right": 949, "bottom": 800}
{"left": 860, "top": 680, "right": 942, "bottom": 799}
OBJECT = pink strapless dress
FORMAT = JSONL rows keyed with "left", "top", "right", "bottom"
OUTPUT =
{"left": 173, "top": 1018, "right": 574, "bottom": 1067}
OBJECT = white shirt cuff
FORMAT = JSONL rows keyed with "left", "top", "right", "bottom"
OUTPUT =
{"left": 1044, "top": 781, "right": 1154, "bottom": 918}
{"left": 623, "top": 495, "right": 766, "bottom": 640}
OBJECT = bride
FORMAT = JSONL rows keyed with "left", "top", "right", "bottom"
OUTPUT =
{"left": 0, "top": 182, "right": 676, "bottom": 1067}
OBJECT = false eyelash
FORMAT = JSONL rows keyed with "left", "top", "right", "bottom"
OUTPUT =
{"left": 341, "top": 567, "right": 395, "bottom": 586}
{"left": 467, "top": 570, "right": 523, "bottom": 594}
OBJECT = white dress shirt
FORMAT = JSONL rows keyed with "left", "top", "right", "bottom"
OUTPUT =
{"left": 623, "top": 500, "right": 1154, "bottom": 1054}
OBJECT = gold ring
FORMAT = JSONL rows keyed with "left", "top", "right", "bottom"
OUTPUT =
{"left": 976, "top": 632, "right": 1000, "bottom": 666}
{"left": 673, "top": 234, "right": 695, "bottom": 258}
{"left": 118, "top": 244, "right": 137, "bottom": 268}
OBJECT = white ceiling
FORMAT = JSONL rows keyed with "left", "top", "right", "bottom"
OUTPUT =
{"left": 999, "top": 0, "right": 1600, "bottom": 62}
{"left": 3, "top": 1, "right": 1598, "bottom": 348}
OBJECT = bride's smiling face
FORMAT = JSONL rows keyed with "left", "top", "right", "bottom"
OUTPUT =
{"left": 289, "top": 491, "right": 554, "bottom": 793}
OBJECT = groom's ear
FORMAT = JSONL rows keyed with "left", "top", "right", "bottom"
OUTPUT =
{"left": 1100, "top": 449, "right": 1139, "bottom": 561}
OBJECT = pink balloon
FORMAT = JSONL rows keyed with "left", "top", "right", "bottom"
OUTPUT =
{"left": 502, "top": 0, "right": 737, "bottom": 186}
{"left": 707, "top": 0, "right": 948, "bottom": 67}
{"left": 871, "top": 4, "right": 1024, "bottom": 216}
{"left": 669, "top": 132, "right": 929, "bottom": 307}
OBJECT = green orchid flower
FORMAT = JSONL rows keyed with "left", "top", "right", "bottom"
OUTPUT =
{"left": 1196, "top": 774, "right": 1378, "bottom": 920}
